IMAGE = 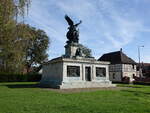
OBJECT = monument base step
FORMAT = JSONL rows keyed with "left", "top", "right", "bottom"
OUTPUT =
{"left": 59, "top": 81, "right": 116, "bottom": 89}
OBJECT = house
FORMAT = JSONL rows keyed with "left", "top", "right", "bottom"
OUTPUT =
{"left": 98, "top": 50, "right": 137, "bottom": 82}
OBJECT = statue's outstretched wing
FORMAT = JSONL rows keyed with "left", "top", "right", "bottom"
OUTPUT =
{"left": 65, "top": 15, "right": 74, "bottom": 26}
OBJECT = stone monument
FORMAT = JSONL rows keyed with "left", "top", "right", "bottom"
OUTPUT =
{"left": 40, "top": 15, "right": 115, "bottom": 89}
{"left": 64, "top": 15, "right": 84, "bottom": 58}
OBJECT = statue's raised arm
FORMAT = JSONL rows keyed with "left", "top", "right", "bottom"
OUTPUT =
{"left": 75, "top": 20, "right": 82, "bottom": 27}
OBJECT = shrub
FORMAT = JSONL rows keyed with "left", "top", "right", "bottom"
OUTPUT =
{"left": 133, "top": 81, "right": 150, "bottom": 85}
{"left": 122, "top": 76, "right": 130, "bottom": 84}
{"left": 0, "top": 73, "right": 42, "bottom": 82}
{"left": 133, "top": 76, "right": 150, "bottom": 85}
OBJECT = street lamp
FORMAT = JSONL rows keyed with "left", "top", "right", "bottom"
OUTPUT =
{"left": 138, "top": 45, "right": 144, "bottom": 78}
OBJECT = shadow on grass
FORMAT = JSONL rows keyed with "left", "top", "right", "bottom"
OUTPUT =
{"left": 122, "top": 90, "right": 150, "bottom": 96}
{"left": 5, "top": 83, "right": 40, "bottom": 88}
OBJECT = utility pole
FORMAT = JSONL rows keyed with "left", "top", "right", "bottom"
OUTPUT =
{"left": 138, "top": 45, "right": 144, "bottom": 78}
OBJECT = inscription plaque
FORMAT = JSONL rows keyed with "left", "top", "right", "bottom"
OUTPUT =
{"left": 67, "top": 66, "right": 80, "bottom": 77}
{"left": 96, "top": 67, "right": 106, "bottom": 77}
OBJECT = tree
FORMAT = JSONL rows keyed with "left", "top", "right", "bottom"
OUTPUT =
{"left": 78, "top": 44, "right": 92, "bottom": 58}
{"left": 0, "top": 0, "right": 31, "bottom": 42}
{"left": 0, "top": 0, "right": 50, "bottom": 73}
{"left": 23, "top": 25, "right": 49, "bottom": 73}
{"left": 0, "top": 0, "right": 31, "bottom": 73}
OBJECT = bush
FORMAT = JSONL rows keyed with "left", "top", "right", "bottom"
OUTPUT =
{"left": 122, "top": 76, "right": 130, "bottom": 84}
{"left": 0, "top": 73, "right": 42, "bottom": 82}
{"left": 133, "top": 81, "right": 150, "bottom": 85}
{"left": 133, "top": 76, "right": 150, "bottom": 85}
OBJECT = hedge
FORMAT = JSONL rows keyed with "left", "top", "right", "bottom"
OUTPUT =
{"left": 0, "top": 73, "right": 42, "bottom": 82}
{"left": 133, "top": 81, "right": 150, "bottom": 85}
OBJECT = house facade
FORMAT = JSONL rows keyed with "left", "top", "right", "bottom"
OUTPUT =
{"left": 98, "top": 50, "right": 137, "bottom": 82}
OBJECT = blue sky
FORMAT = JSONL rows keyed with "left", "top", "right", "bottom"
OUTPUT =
{"left": 25, "top": 0, "right": 150, "bottom": 63}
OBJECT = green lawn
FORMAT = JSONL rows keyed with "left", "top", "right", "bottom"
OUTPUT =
{"left": 0, "top": 82, "right": 150, "bottom": 113}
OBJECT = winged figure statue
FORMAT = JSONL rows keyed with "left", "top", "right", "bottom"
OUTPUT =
{"left": 65, "top": 15, "right": 82, "bottom": 44}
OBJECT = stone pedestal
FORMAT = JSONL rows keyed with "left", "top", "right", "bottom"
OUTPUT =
{"left": 40, "top": 40, "right": 116, "bottom": 89}
{"left": 64, "top": 43, "right": 79, "bottom": 58}
{"left": 40, "top": 57, "right": 116, "bottom": 89}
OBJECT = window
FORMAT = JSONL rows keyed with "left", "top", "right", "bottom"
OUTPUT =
{"left": 113, "top": 73, "right": 115, "bottom": 79}
{"left": 132, "top": 64, "right": 135, "bottom": 69}
{"left": 133, "top": 74, "right": 135, "bottom": 78}
{"left": 96, "top": 67, "right": 106, "bottom": 77}
{"left": 67, "top": 66, "right": 80, "bottom": 77}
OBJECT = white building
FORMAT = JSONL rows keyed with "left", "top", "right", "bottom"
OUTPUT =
{"left": 98, "top": 50, "right": 137, "bottom": 82}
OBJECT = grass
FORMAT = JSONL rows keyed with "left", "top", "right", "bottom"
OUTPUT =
{"left": 0, "top": 82, "right": 150, "bottom": 113}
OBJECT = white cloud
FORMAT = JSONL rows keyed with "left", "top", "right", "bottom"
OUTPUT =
{"left": 96, "top": 0, "right": 144, "bottom": 48}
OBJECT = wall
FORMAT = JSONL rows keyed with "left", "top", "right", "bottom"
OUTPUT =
{"left": 62, "top": 61, "right": 110, "bottom": 82}
{"left": 109, "top": 72, "right": 122, "bottom": 82}
{"left": 122, "top": 64, "right": 136, "bottom": 81}
{"left": 109, "top": 64, "right": 137, "bottom": 82}
{"left": 109, "top": 64, "right": 122, "bottom": 82}
{"left": 40, "top": 62, "right": 63, "bottom": 86}
{"left": 40, "top": 58, "right": 111, "bottom": 88}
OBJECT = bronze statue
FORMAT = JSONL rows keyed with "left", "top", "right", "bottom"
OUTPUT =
{"left": 65, "top": 15, "right": 82, "bottom": 44}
